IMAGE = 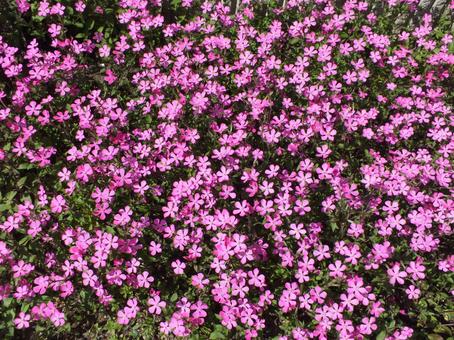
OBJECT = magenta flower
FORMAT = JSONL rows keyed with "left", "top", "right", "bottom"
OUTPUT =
{"left": 171, "top": 260, "right": 186, "bottom": 275}
{"left": 148, "top": 295, "right": 166, "bottom": 315}
{"left": 387, "top": 263, "right": 408, "bottom": 285}
{"left": 14, "top": 312, "right": 31, "bottom": 329}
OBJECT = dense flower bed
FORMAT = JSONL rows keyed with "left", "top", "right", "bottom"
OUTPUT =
{"left": 0, "top": 0, "right": 453, "bottom": 338}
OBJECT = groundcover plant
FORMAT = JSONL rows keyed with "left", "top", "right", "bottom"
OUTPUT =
{"left": 0, "top": 0, "right": 453, "bottom": 338}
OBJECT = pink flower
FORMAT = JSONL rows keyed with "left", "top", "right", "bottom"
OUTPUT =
{"left": 117, "top": 309, "right": 129, "bottom": 325}
{"left": 104, "top": 69, "right": 117, "bottom": 85}
{"left": 148, "top": 295, "right": 166, "bottom": 315}
{"left": 14, "top": 312, "right": 30, "bottom": 329}
{"left": 50, "top": 195, "right": 66, "bottom": 214}
{"left": 405, "top": 285, "right": 421, "bottom": 300}
{"left": 76, "top": 164, "right": 93, "bottom": 183}
{"left": 359, "top": 317, "right": 377, "bottom": 335}
{"left": 387, "top": 263, "right": 407, "bottom": 285}
{"left": 137, "top": 271, "right": 154, "bottom": 288}
{"left": 113, "top": 206, "right": 133, "bottom": 226}
{"left": 171, "top": 260, "right": 186, "bottom": 275}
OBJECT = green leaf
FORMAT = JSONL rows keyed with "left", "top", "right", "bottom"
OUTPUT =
{"left": 170, "top": 292, "right": 178, "bottom": 302}
{"left": 434, "top": 325, "right": 452, "bottom": 336}
{"left": 209, "top": 332, "right": 226, "bottom": 340}
{"left": 107, "top": 319, "right": 120, "bottom": 331}
{"left": 106, "top": 226, "right": 116, "bottom": 235}
{"left": 21, "top": 302, "right": 31, "bottom": 313}
{"left": 376, "top": 330, "right": 387, "bottom": 340}
{"left": 18, "top": 163, "right": 33, "bottom": 170}
{"left": 19, "top": 235, "right": 32, "bottom": 245}
{"left": 6, "top": 191, "right": 17, "bottom": 201}
{"left": 444, "top": 311, "right": 454, "bottom": 321}
{"left": 3, "top": 297, "right": 13, "bottom": 308}
{"left": 389, "top": 320, "right": 396, "bottom": 330}
{"left": 17, "top": 176, "right": 27, "bottom": 188}
{"left": 428, "top": 335, "right": 444, "bottom": 340}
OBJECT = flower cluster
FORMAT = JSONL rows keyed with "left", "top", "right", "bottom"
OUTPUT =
{"left": 0, "top": 0, "right": 453, "bottom": 338}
